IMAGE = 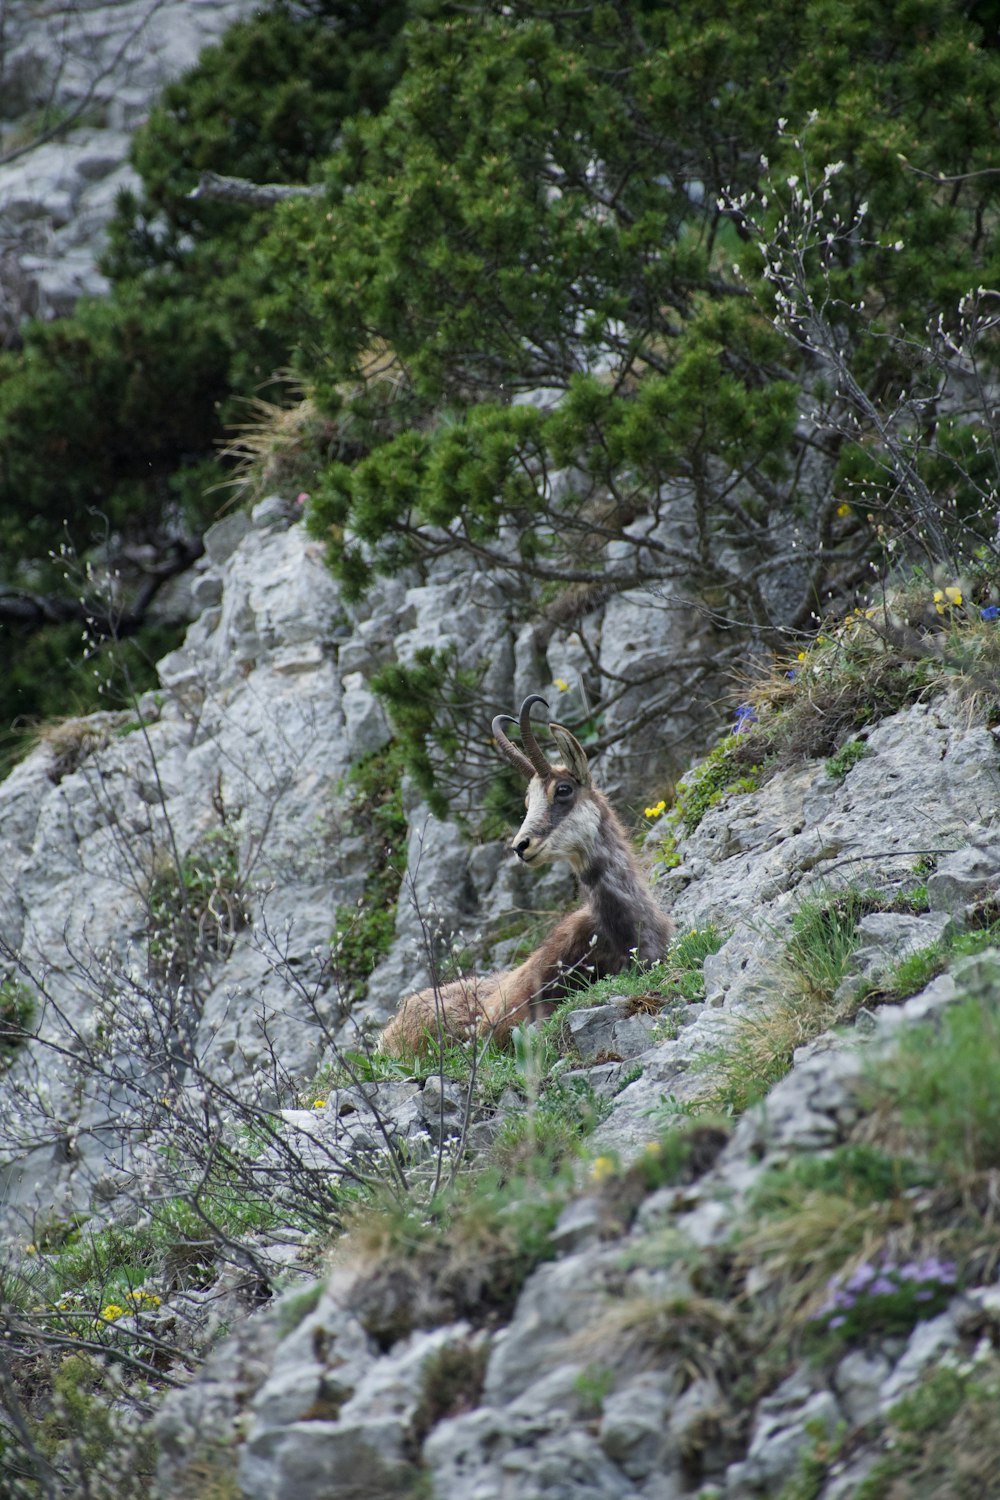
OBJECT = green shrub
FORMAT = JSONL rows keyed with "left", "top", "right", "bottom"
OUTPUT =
{"left": 35, "top": 1352, "right": 158, "bottom": 1495}
{"left": 854, "top": 1356, "right": 1000, "bottom": 1499}
{"left": 0, "top": 620, "right": 183, "bottom": 777}
{"left": 330, "top": 747, "right": 408, "bottom": 1000}
{"left": 0, "top": 291, "right": 231, "bottom": 552}
{"left": 824, "top": 738, "right": 871, "bottom": 779}
{"left": 146, "top": 828, "right": 250, "bottom": 980}
{"left": 0, "top": 1, "right": 418, "bottom": 749}
{"left": 0, "top": 975, "right": 34, "bottom": 1070}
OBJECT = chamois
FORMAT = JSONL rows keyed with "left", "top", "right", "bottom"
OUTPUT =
{"left": 378, "top": 695, "right": 674, "bottom": 1055}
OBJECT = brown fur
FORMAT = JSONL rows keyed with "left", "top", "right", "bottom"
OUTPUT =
{"left": 377, "top": 709, "right": 674, "bottom": 1056}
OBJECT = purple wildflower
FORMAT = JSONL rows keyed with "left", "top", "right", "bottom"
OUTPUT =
{"left": 812, "top": 1246, "right": 959, "bottom": 1343}
{"left": 917, "top": 1257, "right": 956, "bottom": 1284}
{"left": 733, "top": 703, "right": 758, "bottom": 735}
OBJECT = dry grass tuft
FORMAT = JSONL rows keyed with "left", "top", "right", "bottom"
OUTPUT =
{"left": 730, "top": 583, "right": 1000, "bottom": 775}
{"left": 737, "top": 1189, "right": 904, "bottom": 1329}
{"left": 35, "top": 710, "right": 143, "bottom": 783}
{"left": 217, "top": 346, "right": 409, "bottom": 508}
{"left": 216, "top": 391, "right": 337, "bottom": 507}
{"left": 572, "top": 1286, "right": 744, "bottom": 1388}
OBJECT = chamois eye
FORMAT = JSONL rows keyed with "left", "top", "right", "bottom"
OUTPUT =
{"left": 555, "top": 781, "right": 574, "bottom": 800}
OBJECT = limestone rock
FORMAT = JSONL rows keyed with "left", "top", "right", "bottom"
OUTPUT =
{"left": 0, "top": 0, "right": 257, "bottom": 322}
{"left": 740, "top": 1373, "right": 841, "bottom": 1492}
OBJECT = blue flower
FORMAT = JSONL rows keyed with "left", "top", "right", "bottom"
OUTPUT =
{"left": 845, "top": 1263, "right": 877, "bottom": 1292}
{"left": 733, "top": 703, "right": 758, "bottom": 735}
{"left": 980, "top": 605, "right": 999, "bottom": 621}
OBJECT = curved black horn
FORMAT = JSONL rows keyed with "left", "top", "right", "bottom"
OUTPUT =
{"left": 491, "top": 714, "right": 537, "bottom": 781}
{"left": 519, "top": 695, "right": 554, "bottom": 778}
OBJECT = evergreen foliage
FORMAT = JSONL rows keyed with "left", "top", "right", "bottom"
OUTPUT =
{"left": 0, "top": 0, "right": 418, "bottom": 730}
{"left": 268, "top": 0, "right": 1000, "bottom": 630}
{"left": 2, "top": 0, "right": 999, "bottom": 755}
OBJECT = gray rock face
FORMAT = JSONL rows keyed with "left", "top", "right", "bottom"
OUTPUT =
{"left": 564, "top": 996, "right": 663, "bottom": 1062}
{"left": 0, "top": 0, "right": 257, "bottom": 325}
{"left": 596, "top": 698, "right": 1000, "bottom": 1158}
{"left": 927, "top": 838, "right": 1000, "bottom": 916}
{"left": 832, "top": 909, "right": 953, "bottom": 1003}
{"left": 1, "top": 515, "right": 622, "bottom": 1231}
{"left": 737, "top": 1372, "right": 841, "bottom": 1492}
{"left": 598, "top": 1372, "right": 678, "bottom": 1480}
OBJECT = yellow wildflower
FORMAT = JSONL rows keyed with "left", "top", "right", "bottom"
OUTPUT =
{"left": 590, "top": 1155, "right": 617, "bottom": 1183}
{"left": 644, "top": 799, "right": 667, "bottom": 819}
{"left": 101, "top": 1304, "right": 125, "bottom": 1322}
{"left": 313, "top": 1098, "right": 327, "bottom": 1109}
{"left": 835, "top": 503, "right": 851, "bottom": 518}
{"left": 553, "top": 678, "right": 570, "bottom": 692}
{"left": 934, "top": 585, "right": 963, "bottom": 615}
{"left": 125, "top": 1289, "right": 161, "bottom": 1309}
{"left": 643, "top": 1141, "right": 662, "bottom": 1155}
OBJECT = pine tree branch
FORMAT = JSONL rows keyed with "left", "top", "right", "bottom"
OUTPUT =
{"left": 189, "top": 172, "right": 325, "bottom": 208}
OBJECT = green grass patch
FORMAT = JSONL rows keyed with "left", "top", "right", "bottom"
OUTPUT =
{"left": 687, "top": 582, "right": 1000, "bottom": 795}
{"left": 782, "top": 888, "right": 871, "bottom": 1007}
{"left": 852, "top": 1355, "right": 1000, "bottom": 1499}
{"left": 858, "top": 920, "right": 1000, "bottom": 1007}
{"left": 341, "top": 1137, "right": 581, "bottom": 1347}
{"left": 878, "top": 978, "right": 1000, "bottom": 1175}
{"left": 750, "top": 1144, "right": 929, "bottom": 1217}
{"left": 651, "top": 737, "right": 764, "bottom": 849}
{"left": 694, "top": 886, "right": 940, "bottom": 1117}
{"left": 824, "top": 737, "right": 871, "bottom": 779}
{"left": 541, "top": 925, "right": 727, "bottom": 1043}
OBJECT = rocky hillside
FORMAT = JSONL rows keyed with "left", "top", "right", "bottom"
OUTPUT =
{"left": 2, "top": 503, "right": 1000, "bottom": 1498}
{"left": 3, "top": 6, "right": 1000, "bottom": 1493}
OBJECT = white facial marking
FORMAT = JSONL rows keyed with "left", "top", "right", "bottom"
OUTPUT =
{"left": 547, "top": 799, "right": 600, "bottom": 869}
{"left": 513, "top": 779, "right": 551, "bottom": 859}
{"left": 513, "top": 780, "right": 600, "bottom": 870}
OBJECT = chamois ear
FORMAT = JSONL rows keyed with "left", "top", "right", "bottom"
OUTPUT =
{"left": 548, "top": 723, "right": 591, "bottom": 786}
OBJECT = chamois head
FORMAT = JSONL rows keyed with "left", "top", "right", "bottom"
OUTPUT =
{"left": 491, "top": 695, "right": 602, "bottom": 874}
